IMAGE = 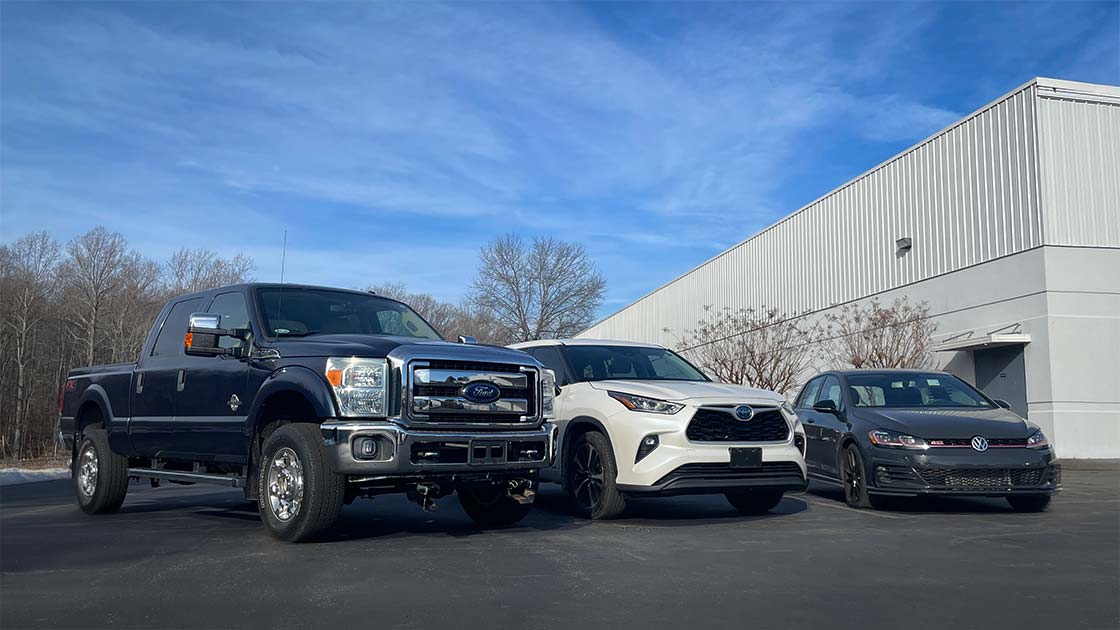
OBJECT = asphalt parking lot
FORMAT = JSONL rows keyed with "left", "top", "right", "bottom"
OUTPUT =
{"left": 2, "top": 471, "right": 1118, "bottom": 630}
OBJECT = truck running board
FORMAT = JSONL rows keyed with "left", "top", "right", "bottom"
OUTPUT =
{"left": 128, "top": 468, "right": 246, "bottom": 488}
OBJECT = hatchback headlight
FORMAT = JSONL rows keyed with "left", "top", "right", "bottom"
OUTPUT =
{"left": 869, "top": 429, "right": 929, "bottom": 450}
{"left": 326, "top": 357, "right": 388, "bottom": 417}
{"left": 1026, "top": 429, "right": 1050, "bottom": 449}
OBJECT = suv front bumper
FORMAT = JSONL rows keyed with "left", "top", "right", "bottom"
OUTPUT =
{"left": 320, "top": 420, "right": 557, "bottom": 475}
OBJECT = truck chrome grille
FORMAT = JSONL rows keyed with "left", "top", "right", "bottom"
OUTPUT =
{"left": 407, "top": 359, "right": 538, "bottom": 427}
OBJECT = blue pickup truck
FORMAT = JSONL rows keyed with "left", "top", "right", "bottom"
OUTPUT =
{"left": 59, "top": 283, "right": 557, "bottom": 541}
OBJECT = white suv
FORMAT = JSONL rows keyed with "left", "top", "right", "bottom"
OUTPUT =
{"left": 510, "top": 339, "right": 807, "bottom": 519}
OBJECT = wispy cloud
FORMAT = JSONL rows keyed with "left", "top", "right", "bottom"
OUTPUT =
{"left": 2, "top": 1, "right": 1116, "bottom": 308}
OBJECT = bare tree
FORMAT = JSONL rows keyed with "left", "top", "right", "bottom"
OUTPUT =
{"left": 165, "top": 248, "right": 255, "bottom": 294}
{"left": 367, "top": 282, "right": 511, "bottom": 345}
{"left": 60, "top": 228, "right": 129, "bottom": 366}
{"left": 824, "top": 297, "right": 936, "bottom": 369}
{"left": 469, "top": 235, "right": 605, "bottom": 342}
{"left": 670, "top": 305, "right": 821, "bottom": 398}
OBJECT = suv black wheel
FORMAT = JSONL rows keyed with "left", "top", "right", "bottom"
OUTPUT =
{"left": 1007, "top": 494, "right": 1051, "bottom": 512}
{"left": 73, "top": 429, "right": 129, "bottom": 514}
{"left": 257, "top": 423, "right": 345, "bottom": 542}
{"left": 458, "top": 483, "right": 533, "bottom": 528}
{"left": 567, "top": 431, "right": 626, "bottom": 520}
{"left": 725, "top": 488, "right": 784, "bottom": 515}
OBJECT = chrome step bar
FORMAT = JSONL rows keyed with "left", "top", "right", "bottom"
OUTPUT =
{"left": 128, "top": 468, "right": 246, "bottom": 488}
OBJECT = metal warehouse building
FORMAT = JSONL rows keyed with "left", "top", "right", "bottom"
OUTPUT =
{"left": 580, "top": 78, "right": 1120, "bottom": 459}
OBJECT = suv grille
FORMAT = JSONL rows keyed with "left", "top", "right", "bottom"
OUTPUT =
{"left": 686, "top": 407, "right": 790, "bottom": 442}
{"left": 916, "top": 467, "right": 1045, "bottom": 488}
{"left": 409, "top": 359, "right": 537, "bottom": 426}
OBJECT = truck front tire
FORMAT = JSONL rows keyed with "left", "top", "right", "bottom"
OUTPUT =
{"left": 257, "top": 423, "right": 345, "bottom": 542}
{"left": 457, "top": 484, "right": 533, "bottom": 528}
{"left": 74, "top": 429, "right": 129, "bottom": 514}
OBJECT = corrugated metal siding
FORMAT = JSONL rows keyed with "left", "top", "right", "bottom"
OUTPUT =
{"left": 1037, "top": 92, "right": 1120, "bottom": 247}
{"left": 583, "top": 83, "right": 1049, "bottom": 344}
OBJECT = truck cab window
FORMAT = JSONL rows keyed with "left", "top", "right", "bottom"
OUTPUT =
{"left": 206, "top": 292, "right": 251, "bottom": 349}
{"left": 151, "top": 298, "right": 205, "bottom": 357}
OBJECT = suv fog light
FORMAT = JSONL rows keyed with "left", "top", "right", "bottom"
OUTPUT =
{"left": 635, "top": 435, "right": 659, "bottom": 463}
{"left": 794, "top": 434, "right": 805, "bottom": 455}
{"left": 353, "top": 437, "right": 379, "bottom": 460}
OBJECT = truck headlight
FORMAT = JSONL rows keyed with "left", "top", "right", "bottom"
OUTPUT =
{"left": 326, "top": 357, "right": 388, "bottom": 417}
{"left": 540, "top": 369, "right": 557, "bottom": 419}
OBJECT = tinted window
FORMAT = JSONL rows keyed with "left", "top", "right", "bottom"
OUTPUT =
{"left": 560, "top": 345, "right": 706, "bottom": 382}
{"left": 847, "top": 372, "right": 993, "bottom": 408}
{"left": 527, "top": 346, "right": 569, "bottom": 384}
{"left": 256, "top": 288, "right": 441, "bottom": 340}
{"left": 151, "top": 298, "right": 205, "bottom": 357}
{"left": 817, "top": 375, "right": 844, "bottom": 411}
{"left": 795, "top": 377, "right": 823, "bottom": 408}
{"left": 207, "top": 292, "right": 251, "bottom": 349}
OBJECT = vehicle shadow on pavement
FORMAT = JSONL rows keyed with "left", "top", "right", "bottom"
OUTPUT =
{"left": 531, "top": 485, "right": 809, "bottom": 525}
{"left": 807, "top": 483, "right": 1025, "bottom": 514}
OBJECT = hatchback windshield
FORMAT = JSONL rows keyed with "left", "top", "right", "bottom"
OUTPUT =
{"left": 560, "top": 345, "right": 707, "bottom": 382}
{"left": 256, "top": 288, "right": 442, "bottom": 340}
{"left": 846, "top": 372, "right": 994, "bottom": 408}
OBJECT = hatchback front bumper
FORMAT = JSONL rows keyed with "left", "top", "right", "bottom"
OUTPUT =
{"left": 868, "top": 447, "right": 1061, "bottom": 497}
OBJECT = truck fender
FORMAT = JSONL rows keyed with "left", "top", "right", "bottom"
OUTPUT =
{"left": 245, "top": 366, "right": 338, "bottom": 439}
{"left": 72, "top": 384, "right": 131, "bottom": 454}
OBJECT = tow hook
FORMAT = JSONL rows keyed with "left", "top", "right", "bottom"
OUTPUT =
{"left": 408, "top": 483, "right": 440, "bottom": 511}
{"left": 507, "top": 479, "right": 536, "bottom": 505}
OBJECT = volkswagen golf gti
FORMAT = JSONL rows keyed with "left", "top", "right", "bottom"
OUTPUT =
{"left": 794, "top": 369, "right": 1060, "bottom": 511}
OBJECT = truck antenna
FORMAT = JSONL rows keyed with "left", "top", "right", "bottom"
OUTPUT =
{"left": 280, "top": 229, "right": 288, "bottom": 285}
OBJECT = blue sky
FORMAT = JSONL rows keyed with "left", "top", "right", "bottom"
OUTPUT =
{"left": 2, "top": 2, "right": 1117, "bottom": 315}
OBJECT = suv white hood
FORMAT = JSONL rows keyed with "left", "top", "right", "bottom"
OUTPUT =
{"left": 586, "top": 379, "right": 784, "bottom": 404}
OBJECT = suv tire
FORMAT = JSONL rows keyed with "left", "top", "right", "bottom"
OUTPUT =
{"left": 725, "top": 488, "right": 784, "bottom": 515}
{"left": 257, "top": 423, "right": 344, "bottom": 542}
{"left": 74, "top": 429, "right": 129, "bottom": 514}
{"left": 567, "top": 431, "right": 626, "bottom": 520}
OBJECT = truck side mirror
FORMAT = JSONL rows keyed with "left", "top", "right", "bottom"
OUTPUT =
{"left": 185, "top": 313, "right": 249, "bottom": 357}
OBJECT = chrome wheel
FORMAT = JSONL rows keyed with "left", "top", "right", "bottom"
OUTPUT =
{"left": 572, "top": 442, "right": 604, "bottom": 511}
{"left": 843, "top": 448, "right": 863, "bottom": 505}
{"left": 266, "top": 447, "right": 304, "bottom": 522}
{"left": 77, "top": 444, "right": 98, "bottom": 497}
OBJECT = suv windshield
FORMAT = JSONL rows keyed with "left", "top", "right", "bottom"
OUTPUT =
{"left": 256, "top": 288, "right": 442, "bottom": 340}
{"left": 847, "top": 372, "right": 994, "bottom": 408}
{"left": 560, "top": 345, "right": 707, "bottom": 382}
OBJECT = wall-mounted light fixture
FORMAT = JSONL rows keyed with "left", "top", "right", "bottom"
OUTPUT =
{"left": 895, "top": 237, "right": 913, "bottom": 256}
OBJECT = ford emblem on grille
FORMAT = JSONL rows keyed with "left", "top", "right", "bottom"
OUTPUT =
{"left": 733, "top": 405, "right": 755, "bottom": 421}
{"left": 461, "top": 381, "right": 501, "bottom": 404}
{"left": 970, "top": 436, "right": 989, "bottom": 452}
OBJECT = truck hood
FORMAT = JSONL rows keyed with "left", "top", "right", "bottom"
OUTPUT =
{"left": 855, "top": 407, "right": 1035, "bottom": 439}
{"left": 272, "top": 334, "right": 536, "bottom": 365}
{"left": 586, "top": 380, "right": 784, "bottom": 404}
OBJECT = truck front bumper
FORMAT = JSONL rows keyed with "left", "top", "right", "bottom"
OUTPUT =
{"left": 320, "top": 421, "right": 557, "bottom": 475}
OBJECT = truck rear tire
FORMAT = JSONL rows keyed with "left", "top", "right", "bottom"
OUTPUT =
{"left": 458, "top": 484, "right": 533, "bottom": 528}
{"left": 74, "top": 429, "right": 129, "bottom": 514}
{"left": 257, "top": 423, "right": 345, "bottom": 542}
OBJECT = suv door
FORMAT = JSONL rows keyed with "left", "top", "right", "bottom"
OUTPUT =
{"left": 171, "top": 290, "right": 253, "bottom": 462}
{"left": 130, "top": 297, "right": 205, "bottom": 458}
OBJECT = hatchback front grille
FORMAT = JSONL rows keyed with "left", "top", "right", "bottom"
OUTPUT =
{"left": 686, "top": 408, "right": 790, "bottom": 442}
{"left": 927, "top": 437, "right": 1028, "bottom": 448}
{"left": 915, "top": 467, "right": 1045, "bottom": 488}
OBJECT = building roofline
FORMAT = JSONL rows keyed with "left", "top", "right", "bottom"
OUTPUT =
{"left": 583, "top": 77, "right": 1119, "bottom": 332}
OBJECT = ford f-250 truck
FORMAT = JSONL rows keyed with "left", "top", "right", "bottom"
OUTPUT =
{"left": 59, "top": 283, "right": 557, "bottom": 541}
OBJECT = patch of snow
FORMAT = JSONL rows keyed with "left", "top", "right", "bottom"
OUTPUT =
{"left": 0, "top": 467, "right": 70, "bottom": 486}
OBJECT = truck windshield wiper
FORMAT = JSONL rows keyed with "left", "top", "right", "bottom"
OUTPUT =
{"left": 274, "top": 330, "right": 320, "bottom": 337}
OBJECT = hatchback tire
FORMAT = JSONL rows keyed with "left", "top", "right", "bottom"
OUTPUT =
{"left": 1007, "top": 494, "right": 1051, "bottom": 512}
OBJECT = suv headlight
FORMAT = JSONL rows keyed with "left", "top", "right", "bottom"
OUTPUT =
{"left": 1026, "top": 429, "right": 1050, "bottom": 449}
{"left": 869, "top": 429, "right": 929, "bottom": 450}
{"left": 540, "top": 369, "right": 557, "bottom": 419}
{"left": 608, "top": 391, "right": 684, "bottom": 415}
{"left": 326, "top": 357, "right": 388, "bottom": 417}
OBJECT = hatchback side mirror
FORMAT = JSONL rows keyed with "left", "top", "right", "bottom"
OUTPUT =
{"left": 813, "top": 399, "right": 839, "bottom": 414}
{"left": 993, "top": 399, "right": 1012, "bottom": 410}
{"left": 185, "top": 313, "right": 250, "bottom": 358}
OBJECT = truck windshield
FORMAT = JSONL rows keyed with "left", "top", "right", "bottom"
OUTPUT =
{"left": 846, "top": 372, "right": 994, "bottom": 408}
{"left": 256, "top": 288, "right": 442, "bottom": 340}
{"left": 560, "top": 345, "right": 708, "bottom": 382}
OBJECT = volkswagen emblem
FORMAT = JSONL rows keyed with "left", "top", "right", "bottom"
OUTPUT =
{"left": 970, "top": 436, "right": 989, "bottom": 452}
{"left": 733, "top": 405, "right": 755, "bottom": 421}
{"left": 461, "top": 381, "right": 501, "bottom": 404}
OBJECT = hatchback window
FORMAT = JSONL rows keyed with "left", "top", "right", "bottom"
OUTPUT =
{"left": 846, "top": 372, "right": 993, "bottom": 408}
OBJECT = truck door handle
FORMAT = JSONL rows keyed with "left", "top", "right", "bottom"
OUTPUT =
{"left": 135, "top": 373, "right": 144, "bottom": 394}
{"left": 176, "top": 370, "right": 185, "bottom": 392}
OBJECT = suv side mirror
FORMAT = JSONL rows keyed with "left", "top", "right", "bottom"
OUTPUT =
{"left": 812, "top": 399, "right": 839, "bottom": 414}
{"left": 185, "top": 313, "right": 250, "bottom": 358}
{"left": 993, "top": 399, "right": 1012, "bottom": 410}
